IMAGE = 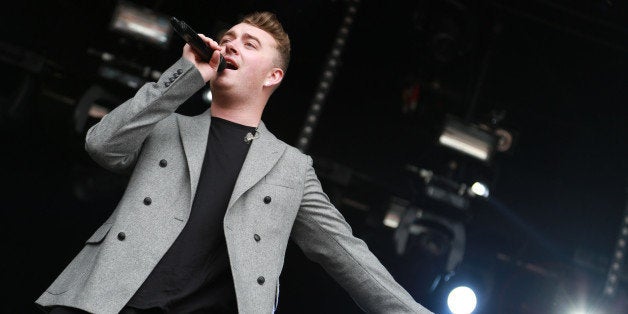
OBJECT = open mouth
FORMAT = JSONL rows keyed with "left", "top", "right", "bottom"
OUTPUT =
{"left": 225, "top": 60, "right": 238, "bottom": 70}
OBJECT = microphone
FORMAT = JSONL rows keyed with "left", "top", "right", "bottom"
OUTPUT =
{"left": 170, "top": 17, "right": 227, "bottom": 72}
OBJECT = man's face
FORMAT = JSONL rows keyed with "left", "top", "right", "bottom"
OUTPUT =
{"left": 212, "top": 23, "right": 280, "bottom": 93}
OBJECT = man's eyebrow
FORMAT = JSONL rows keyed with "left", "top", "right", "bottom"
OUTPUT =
{"left": 242, "top": 33, "right": 262, "bottom": 46}
{"left": 220, "top": 30, "right": 262, "bottom": 46}
{"left": 220, "top": 30, "right": 234, "bottom": 40}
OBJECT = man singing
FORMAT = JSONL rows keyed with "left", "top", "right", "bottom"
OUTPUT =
{"left": 37, "top": 11, "right": 433, "bottom": 314}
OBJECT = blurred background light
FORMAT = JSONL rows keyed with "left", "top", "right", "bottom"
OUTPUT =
{"left": 438, "top": 115, "right": 497, "bottom": 162}
{"left": 447, "top": 286, "right": 477, "bottom": 314}
{"left": 469, "top": 182, "right": 489, "bottom": 198}
{"left": 202, "top": 88, "right": 212, "bottom": 104}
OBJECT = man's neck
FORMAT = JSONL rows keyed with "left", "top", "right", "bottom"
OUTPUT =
{"left": 209, "top": 101, "right": 263, "bottom": 127}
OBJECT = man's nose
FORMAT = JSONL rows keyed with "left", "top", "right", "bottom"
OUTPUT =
{"left": 224, "top": 42, "right": 238, "bottom": 55}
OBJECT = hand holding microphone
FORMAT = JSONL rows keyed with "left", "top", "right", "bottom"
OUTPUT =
{"left": 171, "top": 17, "right": 226, "bottom": 82}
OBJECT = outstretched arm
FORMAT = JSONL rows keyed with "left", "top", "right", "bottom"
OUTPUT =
{"left": 291, "top": 156, "right": 433, "bottom": 313}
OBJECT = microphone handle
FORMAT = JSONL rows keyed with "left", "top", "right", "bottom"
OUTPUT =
{"left": 170, "top": 17, "right": 226, "bottom": 71}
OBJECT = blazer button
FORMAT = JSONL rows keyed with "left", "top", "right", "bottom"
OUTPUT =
{"left": 254, "top": 234, "right": 261, "bottom": 242}
{"left": 159, "top": 159, "right": 168, "bottom": 167}
{"left": 257, "top": 276, "right": 265, "bottom": 285}
{"left": 177, "top": 69, "right": 183, "bottom": 74}
{"left": 169, "top": 77, "right": 175, "bottom": 83}
{"left": 173, "top": 72, "right": 179, "bottom": 78}
{"left": 165, "top": 81, "right": 171, "bottom": 87}
{"left": 263, "top": 196, "right": 271, "bottom": 204}
{"left": 117, "top": 232, "right": 126, "bottom": 241}
{"left": 143, "top": 197, "right": 152, "bottom": 205}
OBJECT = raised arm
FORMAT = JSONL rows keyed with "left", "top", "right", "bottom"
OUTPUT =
{"left": 84, "top": 57, "right": 205, "bottom": 172}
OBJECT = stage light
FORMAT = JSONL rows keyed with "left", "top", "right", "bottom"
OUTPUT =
{"left": 383, "top": 196, "right": 408, "bottom": 229}
{"left": 447, "top": 286, "right": 477, "bottom": 314}
{"left": 109, "top": 0, "right": 173, "bottom": 48}
{"left": 602, "top": 194, "right": 628, "bottom": 298}
{"left": 438, "top": 115, "right": 498, "bottom": 162}
{"left": 296, "top": 0, "right": 361, "bottom": 153}
{"left": 565, "top": 307, "right": 603, "bottom": 314}
{"left": 469, "top": 182, "right": 489, "bottom": 198}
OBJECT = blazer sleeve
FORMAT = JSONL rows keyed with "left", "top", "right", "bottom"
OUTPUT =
{"left": 290, "top": 156, "right": 434, "bottom": 314}
{"left": 84, "top": 57, "right": 206, "bottom": 173}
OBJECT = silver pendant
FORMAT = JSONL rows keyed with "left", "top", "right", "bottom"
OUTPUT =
{"left": 244, "top": 131, "right": 259, "bottom": 143}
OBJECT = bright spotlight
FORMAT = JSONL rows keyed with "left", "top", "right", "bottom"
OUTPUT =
{"left": 566, "top": 306, "right": 603, "bottom": 314}
{"left": 447, "top": 286, "right": 477, "bottom": 314}
{"left": 469, "top": 182, "right": 489, "bottom": 198}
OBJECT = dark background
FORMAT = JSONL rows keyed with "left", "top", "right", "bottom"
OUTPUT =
{"left": 1, "top": 0, "right": 627, "bottom": 313}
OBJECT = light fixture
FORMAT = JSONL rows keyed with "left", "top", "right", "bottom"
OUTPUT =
{"left": 415, "top": 166, "right": 470, "bottom": 211}
{"left": 438, "top": 115, "right": 498, "bottom": 162}
{"left": 469, "top": 182, "right": 489, "bottom": 198}
{"left": 447, "top": 286, "right": 477, "bottom": 314}
{"left": 109, "top": 1, "right": 173, "bottom": 48}
{"left": 603, "top": 193, "right": 628, "bottom": 298}
{"left": 386, "top": 201, "right": 466, "bottom": 275}
{"left": 383, "top": 196, "right": 409, "bottom": 229}
{"left": 296, "top": 0, "right": 360, "bottom": 153}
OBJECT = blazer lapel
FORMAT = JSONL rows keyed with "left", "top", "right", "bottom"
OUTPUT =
{"left": 227, "top": 121, "right": 286, "bottom": 210}
{"left": 177, "top": 108, "right": 211, "bottom": 205}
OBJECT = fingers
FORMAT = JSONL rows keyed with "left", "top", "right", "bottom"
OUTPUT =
{"left": 209, "top": 50, "right": 222, "bottom": 70}
{"left": 198, "top": 34, "right": 223, "bottom": 72}
{"left": 182, "top": 43, "right": 196, "bottom": 63}
{"left": 198, "top": 34, "right": 222, "bottom": 52}
{"left": 180, "top": 34, "right": 222, "bottom": 83}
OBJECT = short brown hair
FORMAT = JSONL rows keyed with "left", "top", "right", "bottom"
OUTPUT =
{"left": 240, "top": 12, "right": 291, "bottom": 72}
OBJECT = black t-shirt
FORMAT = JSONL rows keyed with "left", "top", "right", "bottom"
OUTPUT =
{"left": 127, "top": 116, "right": 256, "bottom": 313}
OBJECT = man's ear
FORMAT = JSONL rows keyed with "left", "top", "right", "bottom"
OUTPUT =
{"left": 264, "top": 68, "right": 284, "bottom": 87}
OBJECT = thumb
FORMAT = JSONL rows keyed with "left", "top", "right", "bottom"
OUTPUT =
{"left": 209, "top": 50, "right": 224, "bottom": 71}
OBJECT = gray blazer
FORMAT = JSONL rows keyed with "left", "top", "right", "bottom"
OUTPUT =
{"left": 36, "top": 58, "right": 433, "bottom": 314}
